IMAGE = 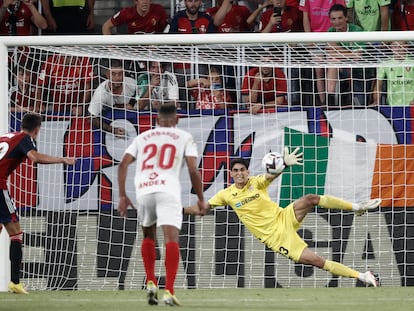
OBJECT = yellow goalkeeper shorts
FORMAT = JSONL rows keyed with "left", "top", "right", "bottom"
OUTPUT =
{"left": 264, "top": 202, "right": 308, "bottom": 262}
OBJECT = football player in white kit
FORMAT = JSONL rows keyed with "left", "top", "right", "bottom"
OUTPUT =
{"left": 117, "top": 104, "right": 207, "bottom": 306}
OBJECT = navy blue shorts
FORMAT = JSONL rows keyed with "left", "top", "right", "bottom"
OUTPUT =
{"left": 0, "top": 189, "right": 19, "bottom": 224}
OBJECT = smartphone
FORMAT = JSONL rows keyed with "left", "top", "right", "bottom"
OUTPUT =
{"left": 273, "top": 7, "right": 282, "bottom": 16}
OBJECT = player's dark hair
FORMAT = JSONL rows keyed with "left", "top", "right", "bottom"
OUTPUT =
{"left": 110, "top": 59, "right": 123, "bottom": 68}
{"left": 329, "top": 4, "right": 347, "bottom": 17}
{"left": 230, "top": 158, "right": 249, "bottom": 170}
{"left": 209, "top": 66, "right": 221, "bottom": 75}
{"left": 21, "top": 113, "right": 42, "bottom": 132}
{"left": 158, "top": 104, "right": 177, "bottom": 116}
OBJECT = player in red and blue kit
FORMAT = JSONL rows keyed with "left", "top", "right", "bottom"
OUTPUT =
{"left": 0, "top": 113, "right": 75, "bottom": 294}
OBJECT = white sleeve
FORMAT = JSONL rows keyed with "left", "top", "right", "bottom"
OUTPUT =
{"left": 184, "top": 134, "right": 198, "bottom": 158}
{"left": 88, "top": 82, "right": 105, "bottom": 116}
{"left": 164, "top": 72, "right": 179, "bottom": 101}
{"left": 125, "top": 77, "right": 138, "bottom": 98}
{"left": 124, "top": 137, "right": 139, "bottom": 158}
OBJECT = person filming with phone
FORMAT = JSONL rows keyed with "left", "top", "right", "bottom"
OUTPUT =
{"left": 259, "top": 0, "right": 303, "bottom": 33}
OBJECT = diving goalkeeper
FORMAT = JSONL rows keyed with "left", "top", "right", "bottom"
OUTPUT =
{"left": 186, "top": 148, "right": 381, "bottom": 287}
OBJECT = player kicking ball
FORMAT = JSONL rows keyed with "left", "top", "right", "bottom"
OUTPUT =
{"left": 186, "top": 147, "right": 381, "bottom": 287}
{"left": 0, "top": 113, "right": 76, "bottom": 294}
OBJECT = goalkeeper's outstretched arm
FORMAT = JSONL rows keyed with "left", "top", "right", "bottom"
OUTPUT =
{"left": 265, "top": 171, "right": 282, "bottom": 182}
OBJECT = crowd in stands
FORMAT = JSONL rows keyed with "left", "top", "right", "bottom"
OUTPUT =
{"left": 2, "top": 0, "right": 414, "bottom": 116}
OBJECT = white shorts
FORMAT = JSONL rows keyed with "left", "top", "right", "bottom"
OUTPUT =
{"left": 137, "top": 192, "right": 183, "bottom": 230}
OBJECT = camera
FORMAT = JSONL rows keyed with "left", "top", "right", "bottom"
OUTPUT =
{"left": 273, "top": 7, "right": 282, "bottom": 16}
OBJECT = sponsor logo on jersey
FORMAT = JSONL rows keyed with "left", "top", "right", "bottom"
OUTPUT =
{"left": 139, "top": 179, "right": 166, "bottom": 189}
{"left": 235, "top": 193, "right": 259, "bottom": 208}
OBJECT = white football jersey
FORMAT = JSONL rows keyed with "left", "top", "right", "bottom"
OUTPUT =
{"left": 136, "top": 71, "right": 179, "bottom": 108}
{"left": 88, "top": 76, "right": 137, "bottom": 116}
{"left": 124, "top": 126, "right": 198, "bottom": 198}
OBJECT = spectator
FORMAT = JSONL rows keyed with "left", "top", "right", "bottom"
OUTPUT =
{"left": 300, "top": 0, "right": 345, "bottom": 105}
{"left": 88, "top": 59, "right": 137, "bottom": 138}
{"left": 247, "top": 0, "right": 302, "bottom": 106}
{"left": 259, "top": 0, "right": 303, "bottom": 32}
{"left": 206, "top": 0, "right": 250, "bottom": 109}
{"left": 207, "top": 0, "right": 252, "bottom": 32}
{"left": 136, "top": 61, "right": 179, "bottom": 110}
{"left": 346, "top": 0, "right": 390, "bottom": 31}
{"left": 102, "top": 0, "right": 167, "bottom": 34}
{"left": 0, "top": 0, "right": 47, "bottom": 35}
{"left": 169, "top": 0, "right": 216, "bottom": 109}
{"left": 372, "top": 41, "right": 414, "bottom": 106}
{"left": 36, "top": 53, "right": 93, "bottom": 115}
{"left": 246, "top": 0, "right": 271, "bottom": 31}
{"left": 41, "top": 0, "right": 95, "bottom": 34}
{"left": 242, "top": 64, "right": 288, "bottom": 114}
{"left": 300, "top": 0, "right": 344, "bottom": 32}
{"left": 186, "top": 66, "right": 233, "bottom": 110}
{"left": 392, "top": 0, "right": 414, "bottom": 30}
{"left": 169, "top": 0, "right": 215, "bottom": 34}
{"left": 326, "top": 4, "right": 368, "bottom": 106}
{"left": 10, "top": 61, "right": 43, "bottom": 113}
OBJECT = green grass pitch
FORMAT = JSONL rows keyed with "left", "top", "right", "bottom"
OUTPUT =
{"left": 1, "top": 287, "right": 413, "bottom": 311}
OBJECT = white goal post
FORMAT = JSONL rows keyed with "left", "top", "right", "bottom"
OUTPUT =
{"left": 1, "top": 31, "right": 414, "bottom": 291}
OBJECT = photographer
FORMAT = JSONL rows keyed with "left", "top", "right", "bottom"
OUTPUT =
{"left": 259, "top": 0, "right": 303, "bottom": 33}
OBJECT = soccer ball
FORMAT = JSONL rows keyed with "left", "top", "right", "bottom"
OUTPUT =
{"left": 262, "top": 152, "right": 285, "bottom": 175}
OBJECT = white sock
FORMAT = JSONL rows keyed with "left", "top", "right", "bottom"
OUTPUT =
{"left": 352, "top": 203, "right": 360, "bottom": 212}
{"left": 357, "top": 272, "right": 365, "bottom": 282}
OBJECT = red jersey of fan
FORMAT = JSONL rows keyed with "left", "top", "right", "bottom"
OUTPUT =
{"left": 286, "top": 0, "right": 299, "bottom": 7}
{"left": 191, "top": 88, "right": 232, "bottom": 109}
{"left": 260, "top": 6, "right": 303, "bottom": 32}
{"left": 0, "top": 132, "right": 36, "bottom": 189}
{"left": 110, "top": 4, "right": 168, "bottom": 34}
{"left": 0, "top": 1, "right": 33, "bottom": 35}
{"left": 169, "top": 10, "right": 216, "bottom": 33}
{"left": 206, "top": 4, "right": 251, "bottom": 32}
{"left": 392, "top": 0, "right": 414, "bottom": 30}
{"left": 241, "top": 67, "right": 287, "bottom": 103}
{"left": 37, "top": 54, "right": 93, "bottom": 113}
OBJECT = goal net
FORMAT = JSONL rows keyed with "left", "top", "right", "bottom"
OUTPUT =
{"left": 1, "top": 33, "right": 413, "bottom": 290}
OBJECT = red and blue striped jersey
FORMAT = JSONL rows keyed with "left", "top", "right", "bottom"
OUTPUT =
{"left": 0, "top": 132, "right": 36, "bottom": 189}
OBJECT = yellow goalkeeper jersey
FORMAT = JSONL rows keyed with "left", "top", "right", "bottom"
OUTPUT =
{"left": 208, "top": 175, "right": 282, "bottom": 243}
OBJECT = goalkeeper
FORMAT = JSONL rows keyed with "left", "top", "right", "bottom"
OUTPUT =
{"left": 186, "top": 147, "right": 381, "bottom": 287}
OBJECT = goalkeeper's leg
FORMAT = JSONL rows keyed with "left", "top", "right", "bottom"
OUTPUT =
{"left": 299, "top": 248, "right": 379, "bottom": 287}
{"left": 293, "top": 194, "right": 381, "bottom": 222}
{"left": 318, "top": 195, "right": 381, "bottom": 216}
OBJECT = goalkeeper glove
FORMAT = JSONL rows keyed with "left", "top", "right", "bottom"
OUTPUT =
{"left": 283, "top": 147, "right": 304, "bottom": 167}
